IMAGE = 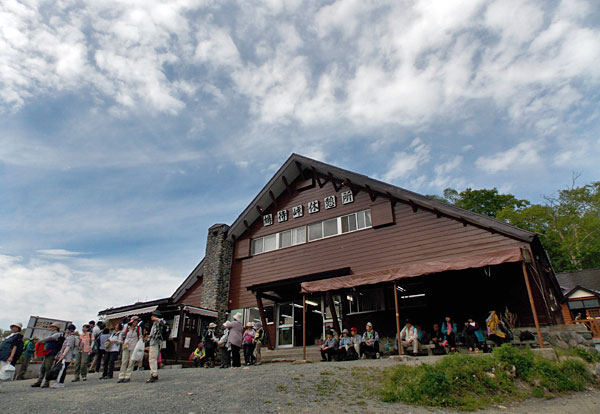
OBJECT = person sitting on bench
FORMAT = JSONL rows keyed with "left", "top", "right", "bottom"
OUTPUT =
{"left": 399, "top": 319, "right": 419, "bottom": 355}
{"left": 430, "top": 323, "right": 446, "bottom": 354}
{"left": 338, "top": 329, "right": 352, "bottom": 361}
{"left": 347, "top": 327, "right": 361, "bottom": 360}
{"left": 360, "top": 322, "right": 380, "bottom": 359}
{"left": 320, "top": 330, "right": 338, "bottom": 361}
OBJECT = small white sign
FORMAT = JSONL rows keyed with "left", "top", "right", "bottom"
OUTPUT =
{"left": 308, "top": 200, "right": 320, "bottom": 214}
{"left": 324, "top": 195, "right": 336, "bottom": 209}
{"left": 292, "top": 205, "right": 303, "bottom": 218}
{"left": 170, "top": 315, "right": 179, "bottom": 339}
{"left": 277, "top": 210, "right": 288, "bottom": 223}
{"left": 184, "top": 337, "right": 191, "bottom": 348}
{"left": 263, "top": 214, "right": 273, "bottom": 226}
{"left": 341, "top": 190, "right": 354, "bottom": 205}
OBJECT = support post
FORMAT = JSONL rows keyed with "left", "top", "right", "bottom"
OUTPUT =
{"left": 303, "top": 294, "right": 307, "bottom": 361}
{"left": 522, "top": 262, "right": 544, "bottom": 348}
{"left": 256, "top": 294, "right": 273, "bottom": 350}
{"left": 326, "top": 291, "right": 341, "bottom": 336}
{"left": 393, "top": 282, "right": 403, "bottom": 355}
{"left": 175, "top": 307, "right": 186, "bottom": 363}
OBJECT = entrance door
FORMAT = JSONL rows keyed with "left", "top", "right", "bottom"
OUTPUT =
{"left": 277, "top": 302, "right": 294, "bottom": 347}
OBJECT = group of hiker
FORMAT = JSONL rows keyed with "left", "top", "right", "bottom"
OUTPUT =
{"left": 191, "top": 312, "right": 267, "bottom": 369}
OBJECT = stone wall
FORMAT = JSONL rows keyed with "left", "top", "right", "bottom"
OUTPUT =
{"left": 201, "top": 223, "right": 234, "bottom": 327}
{"left": 513, "top": 324, "right": 600, "bottom": 353}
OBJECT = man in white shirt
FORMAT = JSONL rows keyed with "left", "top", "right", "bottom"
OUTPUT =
{"left": 399, "top": 319, "right": 419, "bottom": 354}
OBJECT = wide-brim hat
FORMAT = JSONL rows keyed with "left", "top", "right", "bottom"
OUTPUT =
{"left": 208, "top": 322, "right": 217, "bottom": 328}
{"left": 246, "top": 322, "right": 254, "bottom": 327}
{"left": 50, "top": 323, "right": 61, "bottom": 329}
{"left": 151, "top": 310, "right": 163, "bottom": 318}
{"left": 233, "top": 312, "right": 242, "bottom": 321}
{"left": 129, "top": 316, "right": 140, "bottom": 322}
{"left": 342, "top": 329, "right": 349, "bottom": 334}
{"left": 10, "top": 322, "right": 23, "bottom": 330}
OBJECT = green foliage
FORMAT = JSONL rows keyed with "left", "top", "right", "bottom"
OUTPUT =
{"left": 439, "top": 187, "right": 529, "bottom": 217}
{"left": 379, "top": 346, "right": 597, "bottom": 411}
{"left": 570, "top": 347, "right": 600, "bottom": 363}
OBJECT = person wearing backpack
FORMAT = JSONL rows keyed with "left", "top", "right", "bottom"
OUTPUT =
{"left": 118, "top": 316, "right": 142, "bottom": 383}
{"left": 146, "top": 310, "right": 166, "bottom": 383}
{"left": 72, "top": 324, "right": 93, "bottom": 382}
{"left": 16, "top": 336, "right": 36, "bottom": 380}
{"left": 51, "top": 324, "right": 77, "bottom": 388}
{"left": 253, "top": 321, "right": 266, "bottom": 365}
{"left": 0, "top": 322, "right": 24, "bottom": 391}
{"left": 101, "top": 324, "right": 121, "bottom": 379}
{"left": 31, "top": 323, "right": 63, "bottom": 388}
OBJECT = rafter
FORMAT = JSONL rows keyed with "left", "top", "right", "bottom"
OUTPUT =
{"left": 269, "top": 190, "right": 278, "bottom": 208}
{"left": 364, "top": 184, "right": 377, "bottom": 202}
{"left": 328, "top": 172, "right": 340, "bottom": 192}
{"left": 282, "top": 176, "right": 293, "bottom": 196}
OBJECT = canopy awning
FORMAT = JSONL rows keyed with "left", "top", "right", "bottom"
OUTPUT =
{"left": 101, "top": 305, "right": 158, "bottom": 320}
{"left": 184, "top": 306, "right": 218, "bottom": 318}
{"left": 301, "top": 247, "right": 524, "bottom": 294}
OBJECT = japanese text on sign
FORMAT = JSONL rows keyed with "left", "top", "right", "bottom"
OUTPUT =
{"left": 277, "top": 210, "right": 288, "bottom": 222}
{"left": 324, "top": 195, "right": 336, "bottom": 209}
{"left": 341, "top": 190, "right": 354, "bottom": 205}
{"left": 263, "top": 214, "right": 273, "bottom": 226}
{"left": 308, "top": 200, "right": 319, "bottom": 214}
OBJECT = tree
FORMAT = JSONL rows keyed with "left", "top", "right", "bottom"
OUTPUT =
{"left": 437, "top": 187, "right": 530, "bottom": 217}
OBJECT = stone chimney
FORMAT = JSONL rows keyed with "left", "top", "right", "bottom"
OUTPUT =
{"left": 201, "top": 223, "right": 233, "bottom": 326}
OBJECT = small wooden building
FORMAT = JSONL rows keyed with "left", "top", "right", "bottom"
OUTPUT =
{"left": 101, "top": 154, "right": 564, "bottom": 353}
{"left": 556, "top": 268, "right": 600, "bottom": 323}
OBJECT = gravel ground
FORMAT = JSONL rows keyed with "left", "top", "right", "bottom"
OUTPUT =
{"left": 1, "top": 359, "right": 599, "bottom": 414}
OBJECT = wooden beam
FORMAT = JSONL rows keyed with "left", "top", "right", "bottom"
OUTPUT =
{"left": 243, "top": 220, "right": 250, "bottom": 230}
{"left": 282, "top": 176, "right": 293, "bottom": 196}
{"left": 326, "top": 291, "right": 341, "bottom": 336}
{"left": 345, "top": 178, "right": 361, "bottom": 196}
{"left": 328, "top": 172, "right": 340, "bottom": 192}
{"left": 408, "top": 199, "right": 418, "bottom": 213}
{"left": 256, "top": 294, "right": 274, "bottom": 350}
{"left": 312, "top": 167, "right": 324, "bottom": 188}
{"left": 433, "top": 209, "right": 442, "bottom": 218}
{"left": 393, "top": 282, "right": 403, "bottom": 355}
{"left": 522, "top": 262, "right": 544, "bottom": 348}
{"left": 258, "top": 293, "right": 282, "bottom": 303}
{"left": 256, "top": 205, "right": 263, "bottom": 215}
{"left": 303, "top": 294, "right": 307, "bottom": 361}
{"left": 269, "top": 190, "right": 278, "bottom": 209}
{"left": 295, "top": 161, "right": 305, "bottom": 179}
{"left": 385, "top": 192, "right": 398, "bottom": 207}
{"left": 175, "top": 306, "right": 186, "bottom": 363}
{"left": 365, "top": 184, "right": 377, "bottom": 202}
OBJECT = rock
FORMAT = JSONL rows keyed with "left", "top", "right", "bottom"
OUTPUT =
{"left": 486, "top": 372, "right": 496, "bottom": 379}
{"left": 576, "top": 335, "right": 585, "bottom": 344}
{"left": 556, "top": 339, "right": 570, "bottom": 349}
{"left": 560, "top": 332, "right": 571, "bottom": 342}
{"left": 593, "top": 363, "right": 600, "bottom": 376}
{"left": 583, "top": 332, "right": 593, "bottom": 340}
{"left": 532, "top": 348, "right": 558, "bottom": 361}
{"left": 558, "top": 355, "right": 586, "bottom": 364}
{"left": 569, "top": 339, "right": 579, "bottom": 347}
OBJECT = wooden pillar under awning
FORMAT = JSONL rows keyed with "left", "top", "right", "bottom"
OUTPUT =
{"left": 303, "top": 294, "right": 307, "bottom": 361}
{"left": 326, "top": 291, "right": 341, "bottom": 335}
{"left": 176, "top": 307, "right": 185, "bottom": 363}
{"left": 256, "top": 293, "right": 274, "bottom": 350}
{"left": 393, "top": 281, "right": 403, "bottom": 355}
{"left": 522, "top": 262, "right": 544, "bottom": 348}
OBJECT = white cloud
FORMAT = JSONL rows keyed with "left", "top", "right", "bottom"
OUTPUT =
{"left": 475, "top": 140, "right": 542, "bottom": 174}
{"left": 37, "top": 249, "right": 84, "bottom": 257}
{"left": 0, "top": 253, "right": 182, "bottom": 330}
{"left": 382, "top": 137, "right": 430, "bottom": 182}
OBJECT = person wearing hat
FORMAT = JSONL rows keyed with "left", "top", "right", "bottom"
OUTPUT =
{"left": 218, "top": 322, "right": 231, "bottom": 368}
{"left": 348, "top": 327, "right": 361, "bottom": 360}
{"left": 242, "top": 322, "right": 256, "bottom": 366}
{"left": 0, "top": 323, "right": 24, "bottom": 388}
{"left": 202, "top": 322, "right": 218, "bottom": 368}
{"left": 51, "top": 323, "right": 77, "bottom": 388}
{"left": 32, "top": 322, "right": 63, "bottom": 388}
{"left": 118, "top": 316, "right": 142, "bottom": 383}
{"left": 16, "top": 336, "right": 37, "bottom": 380}
{"left": 337, "top": 329, "right": 352, "bottom": 361}
{"left": 320, "top": 330, "right": 338, "bottom": 362}
{"left": 253, "top": 321, "right": 266, "bottom": 365}
{"left": 72, "top": 324, "right": 93, "bottom": 382}
{"left": 224, "top": 312, "right": 243, "bottom": 367}
{"left": 192, "top": 342, "right": 206, "bottom": 368}
{"left": 399, "top": 319, "right": 419, "bottom": 355}
{"left": 360, "top": 322, "right": 380, "bottom": 359}
{"left": 146, "top": 310, "right": 166, "bottom": 382}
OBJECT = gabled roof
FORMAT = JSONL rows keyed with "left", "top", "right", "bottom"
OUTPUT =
{"left": 562, "top": 285, "right": 600, "bottom": 301}
{"left": 227, "top": 153, "right": 536, "bottom": 243}
{"left": 171, "top": 258, "right": 204, "bottom": 302}
{"left": 556, "top": 268, "right": 600, "bottom": 293}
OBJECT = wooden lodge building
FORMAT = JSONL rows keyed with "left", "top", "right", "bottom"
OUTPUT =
{"left": 99, "top": 154, "right": 564, "bottom": 358}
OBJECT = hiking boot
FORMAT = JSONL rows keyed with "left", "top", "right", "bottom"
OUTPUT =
{"left": 122, "top": 378, "right": 130, "bottom": 383}
{"left": 145, "top": 376, "right": 158, "bottom": 383}
{"left": 41, "top": 382, "right": 50, "bottom": 388}
{"left": 31, "top": 381, "right": 41, "bottom": 388}
{"left": 117, "top": 379, "right": 124, "bottom": 383}
{"left": 71, "top": 378, "right": 80, "bottom": 382}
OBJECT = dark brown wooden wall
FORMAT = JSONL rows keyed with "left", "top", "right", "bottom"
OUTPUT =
{"left": 178, "top": 278, "right": 203, "bottom": 307}
{"left": 229, "top": 182, "right": 528, "bottom": 309}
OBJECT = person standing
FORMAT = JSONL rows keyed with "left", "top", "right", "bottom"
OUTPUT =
{"left": 146, "top": 311, "right": 166, "bottom": 383}
{"left": 218, "top": 322, "right": 230, "bottom": 369}
{"left": 0, "top": 322, "right": 24, "bottom": 391}
{"left": 31, "top": 323, "right": 63, "bottom": 388}
{"left": 224, "top": 313, "right": 242, "bottom": 368}
{"left": 101, "top": 324, "right": 121, "bottom": 379}
{"left": 242, "top": 322, "right": 256, "bottom": 366}
{"left": 52, "top": 324, "right": 77, "bottom": 389}
{"left": 118, "top": 316, "right": 142, "bottom": 383}
{"left": 253, "top": 321, "right": 266, "bottom": 365}
{"left": 88, "top": 320, "right": 99, "bottom": 373}
{"left": 16, "top": 336, "right": 36, "bottom": 380}
{"left": 203, "top": 322, "right": 218, "bottom": 368}
{"left": 72, "top": 324, "right": 93, "bottom": 382}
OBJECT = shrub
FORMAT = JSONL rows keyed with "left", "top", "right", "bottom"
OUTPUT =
{"left": 493, "top": 343, "right": 534, "bottom": 377}
{"left": 570, "top": 347, "right": 600, "bottom": 363}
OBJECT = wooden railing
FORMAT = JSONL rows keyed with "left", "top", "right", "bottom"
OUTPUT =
{"left": 574, "top": 314, "right": 600, "bottom": 338}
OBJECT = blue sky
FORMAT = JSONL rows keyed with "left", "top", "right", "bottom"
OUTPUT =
{"left": 1, "top": 0, "right": 599, "bottom": 331}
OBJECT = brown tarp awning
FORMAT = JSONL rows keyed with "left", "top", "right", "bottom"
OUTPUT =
{"left": 300, "top": 247, "right": 524, "bottom": 293}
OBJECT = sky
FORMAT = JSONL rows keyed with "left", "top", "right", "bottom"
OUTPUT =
{"left": 1, "top": 0, "right": 599, "bottom": 331}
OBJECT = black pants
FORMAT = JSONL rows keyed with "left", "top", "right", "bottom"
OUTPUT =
{"left": 205, "top": 347, "right": 216, "bottom": 364}
{"left": 37, "top": 355, "right": 55, "bottom": 383}
{"left": 320, "top": 347, "right": 338, "bottom": 361}
{"left": 243, "top": 343, "right": 255, "bottom": 365}
{"left": 445, "top": 332, "right": 457, "bottom": 348}
{"left": 360, "top": 342, "right": 379, "bottom": 358}
{"left": 220, "top": 347, "right": 230, "bottom": 367}
{"left": 58, "top": 361, "right": 70, "bottom": 384}
{"left": 464, "top": 333, "right": 478, "bottom": 350}
{"left": 103, "top": 351, "right": 119, "bottom": 378}
{"left": 231, "top": 345, "right": 241, "bottom": 367}
{"left": 95, "top": 349, "right": 106, "bottom": 373}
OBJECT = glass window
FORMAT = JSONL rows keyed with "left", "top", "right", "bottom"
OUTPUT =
{"left": 263, "top": 305, "right": 274, "bottom": 324}
{"left": 279, "top": 303, "right": 294, "bottom": 326}
{"left": 246, "top": 307, "right": 261, "bottom": 324}
{"left": 323, "top": 218, "right": 339, "bottom": 237}
{"left": 308, "top": 222, "right": 323, "bottom": 241}
{"left": 292, "top": 226, "right": 306, "bottom": 244}
{"left": 341, "top": 213, "right": 357, "bottom": 233}
{"left": 263, "top": 234, "right": 277, "bottom": 251}
{"left": 347, "top": 288, "right": 386, "bottom": 313}
{"left": 583, "top": 299, "right": 600, "bottom": 308}
{"left": 568, "top": 301, "right": 585, "bottom": 309}
{"left": 365, "top": 210, "right": 372, "bottom": 227}
{"left": 251, "top": 238, "right": 263, "bottom": 255}
{"left": 279, "top": 230, "right": 292, "bottom": 248}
